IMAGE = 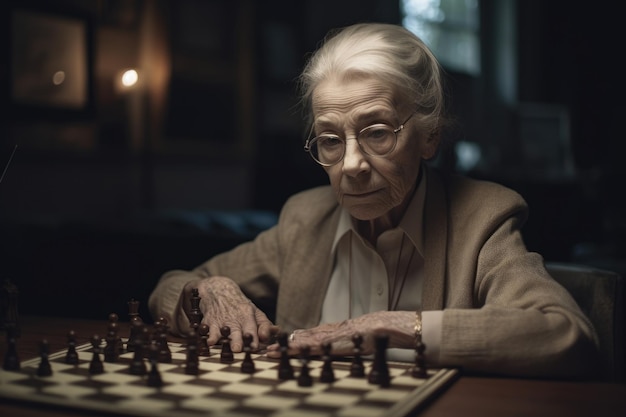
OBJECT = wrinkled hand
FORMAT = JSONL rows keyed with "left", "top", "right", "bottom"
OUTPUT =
{"left": 183, "top": 276, "right": 278, "bottom": 353}
{"left": 266, "top": 310, "right": 416, "bottom": 358}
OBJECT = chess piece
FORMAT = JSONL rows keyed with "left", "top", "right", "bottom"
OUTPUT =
{"left": 241, "top": 333, "right": 255, "bottom": 374}
{"left": 104, "top": 329, "right": 120, "bottom": 362}
{"left": 349, "top": 333, "right": 365, "bottom": 377}
{"left": 411, "top": 334, "right": 429, "bottom": 378}
{"left": 127, "top": 298, "right": 140, "bottom": 321}
{"left": 126, "top": 299, "right": 141, "bottom": 350}
{"left": 198, "top": 323, "right": 210, "bottom": 357}
{"left": 37, "top": 339, "right": 53, "bottom": 377}
{"left": 277, "top": 332, "right": 294, "bottom": 380}
{"left": 185, "top": 332, "right": 199, "bottom": 375}
{"left": 1, "top": 279, "right": 20, "bottom": 337}
{"left": 189, "top": 288, "right": 203, "bottom": 329}
{"left": 297, "top": 345, "right": 313, "bottom": 387}
{"left": 219, "top": 326, "right": 234, "bottom": 363}
{"left": 88, "top": 335, "right": 104, "bottom": 375}
{"left": 157, "top": 328, "right": 172, "bottom": 363}
{"left": 147, "top": 342, "right": 163, "bottom": 387}
{"left": 126, "top": 316, "right": 143, "bottom": 353}
{"left": 107, "top": 313, "right": 124, "bottom": 354}
{"left": 129, "top": 329, "right": 147, "bottom": 375}
{"left": 65, "top": 330, "right": 79, "bottom": 364}
{"left": 320, "top": 342, "right": 335, "bottom": 383}
{"left": 3, "top": 325, "right": 20, "bottom": 371}
{"left": 368, "top": 334, "right": 390, "bottom": 387}
{"left": 140, "top": 325, "right": 153, "bottom": 360}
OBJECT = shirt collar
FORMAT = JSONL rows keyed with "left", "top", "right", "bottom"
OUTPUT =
{"left": 331, "top": 167, "right": 427, "bottom": 256}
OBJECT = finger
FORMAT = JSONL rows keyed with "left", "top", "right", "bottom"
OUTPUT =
{"left": 265, "top": 344, "right": 281, "bottom": 359}
{"left": 264, "top": 342, "right": 301, "bottom": 359}
{"left": 227, "top": 326, "right": 244, "bottom": 353}
{"left": 257, "top": 317, "right": 279, "bottom": 345}
{"left": 206, "top": 321, "right": 222, "bottom": 346}
{"left": 258, "top": 324, "right": 280, "bottom": 348}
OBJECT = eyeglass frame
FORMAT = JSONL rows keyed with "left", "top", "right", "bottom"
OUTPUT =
{"left": 303, "top": 113, "right": 415, "bottom": 166}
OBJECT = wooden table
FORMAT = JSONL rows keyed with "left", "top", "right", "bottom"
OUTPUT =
{"left": 2, "top": 316, "right": 625, "bottom": 417}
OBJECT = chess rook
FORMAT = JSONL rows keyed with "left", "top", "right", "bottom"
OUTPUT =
{"left": 189, "top": 288, "right": 203, "bottom": 329}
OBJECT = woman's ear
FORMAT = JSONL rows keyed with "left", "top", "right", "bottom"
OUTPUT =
{"left": 422, "top": 128, "right": 441, "bottom": 160}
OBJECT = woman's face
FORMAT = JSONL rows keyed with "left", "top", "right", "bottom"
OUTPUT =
{"left": 311, "top": 76, "right": 439, "bottom": 221}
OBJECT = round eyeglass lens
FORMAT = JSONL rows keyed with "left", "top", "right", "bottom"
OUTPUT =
{"left": 313, "top": 136, "right": 344, "bottom": 165}
{"left": 359, "top": 125, "right": 396, "bottom": 155}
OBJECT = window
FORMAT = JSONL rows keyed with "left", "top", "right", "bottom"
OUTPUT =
{"left": 401, "top": 0, "right": 480, "bottom": 76}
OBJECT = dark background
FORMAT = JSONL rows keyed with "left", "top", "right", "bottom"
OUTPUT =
{"left": 1, "top": 0, "right": 624, "bottom": 321}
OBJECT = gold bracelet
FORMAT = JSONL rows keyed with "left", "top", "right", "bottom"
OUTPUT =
{"left": 414, "top": 310, "right": 422, "bottom": 342}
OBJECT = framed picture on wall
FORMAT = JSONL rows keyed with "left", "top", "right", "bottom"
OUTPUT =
{"left": 9, "top": 7, "right": 94, "bottom": 120}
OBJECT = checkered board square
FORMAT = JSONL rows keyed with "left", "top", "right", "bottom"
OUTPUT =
{"left": 0, "top": 339, "right": 458, "bottom": 417}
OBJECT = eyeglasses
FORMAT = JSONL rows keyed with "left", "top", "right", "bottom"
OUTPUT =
{"left": 304, "top": 113, "right": 415, "bottom": 166}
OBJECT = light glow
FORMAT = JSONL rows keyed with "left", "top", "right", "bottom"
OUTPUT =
{"left": 121, "top": 69, "right": 139, "bottom": 87}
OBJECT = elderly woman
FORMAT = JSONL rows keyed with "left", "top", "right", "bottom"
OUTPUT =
{"left": 149, "top": 23, "right": 598, "bottom": 377}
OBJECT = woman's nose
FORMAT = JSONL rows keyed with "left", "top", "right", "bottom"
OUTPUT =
{"left": 341, "top": 138, "right": 369, "bottom": 177}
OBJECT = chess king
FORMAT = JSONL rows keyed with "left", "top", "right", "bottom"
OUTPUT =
{"left": 148, "top": 22, "right": 599, "bottom": 378}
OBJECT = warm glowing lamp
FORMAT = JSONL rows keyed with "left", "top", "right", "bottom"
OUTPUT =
{"left": 115, "top": 68, "right": 141, "bottom": 93}
{"left": 121, "top": 69, "right": 139, "bottom": 88}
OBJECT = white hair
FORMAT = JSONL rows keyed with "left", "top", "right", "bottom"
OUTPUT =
{"left": 298, "top": 23, "right": 447, "bottom": 134}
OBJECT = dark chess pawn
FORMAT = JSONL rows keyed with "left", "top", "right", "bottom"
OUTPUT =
{"left": 198, "top": 323, "right": 210, "bottom": 357}
{"left": 37, "top": 339, "right": 53, "bottom": 377}
{"left": 320, "top": 342, "right": 335, "bottom": 383}
{"left": 368, "top": 334, "right": 390, "bottom": 387}
{"left": 140, "top": 325, "right": 153, "bottom": 360}
{"left": 104, "top": 329, "right": 120, "bottom": 363}
{"left": 350, "top": 334, "right": 365, "bottom": 378}
{"left": 154, "top": 317, "right": 172, "bottom": 362}
{"left": 184, "top": 336, "right": 200, "bottom": 375}
{"left": 89, "top": 335, "right": 104, "bottom": 375}
{"left": 157, "top": 329, "right": 172, "bottom": 363}
{"left": 277, "top": 332, "right": 294, "bottom": 380}
{"left": 411, "top": 335, "right": 429, "bottom": 378}
{"left": 240, "top": 333, "right": 255, "bottom": 374}
{"left": 297, "top": 345, "right": 313, "bottom": 387}
{"left": 3, "top": 325, "right": 20, "bottom": 371}
{"left": 108, "top": 313, "right": 124, "bottom": 354}
{"left": 65, "top": 330, "right": 79, "bottom": 365}
{"left": 129, "top": 330, "right": 147, "bottom": 376}
{"left": 126, "top": 316, "right": 143, "bottom": 353}
{"left": 219, "top": 326, "right": 234, "bottom": 363}
{"left": 147, "top": 342, "right": 163, "bottom": 388}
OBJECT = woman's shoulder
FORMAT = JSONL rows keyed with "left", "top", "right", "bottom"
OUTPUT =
{"left": 286, "top": 185, "right": 336, "bottom": 204}
{"left": 279, "top": 186, "right": 338, "bottom": 218}
{"left": 432, "top": 168, "right": 528, "bottom": 216}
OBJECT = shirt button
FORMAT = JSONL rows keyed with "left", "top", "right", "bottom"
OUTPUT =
{"left": 376, "top": 284, "right": 384, "bottom": 295}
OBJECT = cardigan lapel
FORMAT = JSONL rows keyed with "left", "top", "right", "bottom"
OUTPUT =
{"left": 421, "top": 166, "right": 448, "bottom": 310}
{"left": 277, "top": 203, "right": 341, "bottom": 331}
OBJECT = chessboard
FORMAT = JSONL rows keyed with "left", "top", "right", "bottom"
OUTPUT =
{"left": 0, "top": 338, "right": 458, "bottom": 417}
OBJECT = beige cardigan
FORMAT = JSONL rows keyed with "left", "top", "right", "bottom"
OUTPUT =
{"left": 149, "top": 166, "right": 599, "bottom": 378}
